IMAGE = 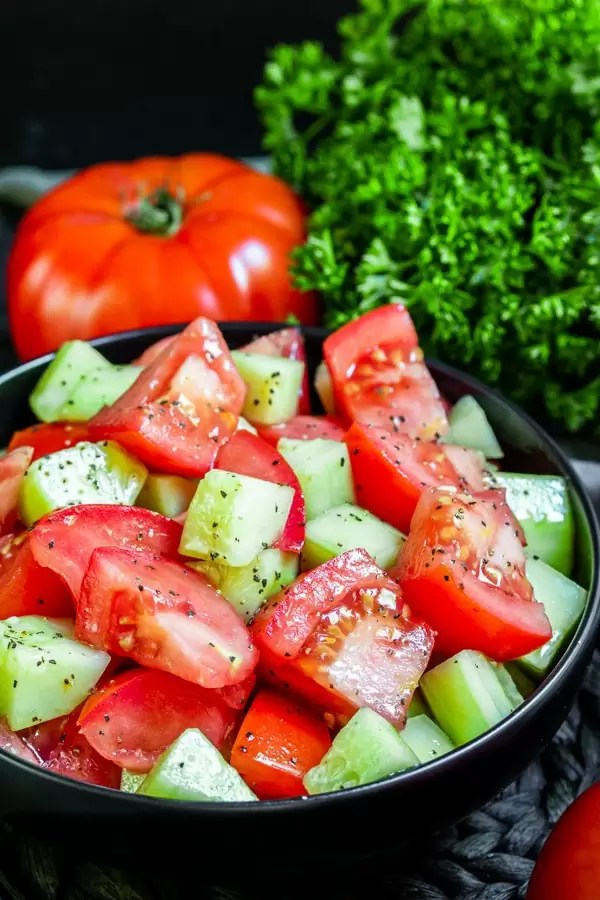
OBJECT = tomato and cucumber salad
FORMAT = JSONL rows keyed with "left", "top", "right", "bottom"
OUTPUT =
{"left": 0, "top": 306, "right": 585, "bottom": 802}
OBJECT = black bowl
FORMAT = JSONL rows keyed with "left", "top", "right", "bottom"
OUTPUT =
{"left": 0, "top": 322, "right": 598, "bottom": 877}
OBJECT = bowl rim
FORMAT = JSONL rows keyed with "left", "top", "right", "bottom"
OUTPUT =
{"left": 1, "top": 321, "right": 598, "bottom": 816}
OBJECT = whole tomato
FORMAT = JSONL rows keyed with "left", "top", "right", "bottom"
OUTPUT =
{"left": 8, "top": 154, "right": 317, "bottom": 360}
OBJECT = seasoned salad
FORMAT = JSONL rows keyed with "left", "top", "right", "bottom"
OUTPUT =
{"left": 0, "top": 306, "right": 587, "bottom": 801}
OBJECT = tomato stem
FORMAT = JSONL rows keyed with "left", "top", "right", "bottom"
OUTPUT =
{"left": 125, "top": 188, "right": 183, "bottom": 237}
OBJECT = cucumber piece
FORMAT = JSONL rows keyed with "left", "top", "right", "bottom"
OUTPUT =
{"left": 278, "top": 438, "right": 355, "bottom": 520}
{"left": 407, "top": 688, "right": 429, "bottom": 719}
{"left": 304, "top": 707, "right": 418, "bottom": 795}
{"left": 137, "top": 474, "right": 198, "bottom": 519}
{"left": 189, "top": 549, "right": 299, "bottom": 622}
{"left": 505, "top": 662, "right": 537, "bottom": 699}
{"left": 30, "top": 341, "right": 112, "bottom": 423}
{"left": 402, "top": 714, "right": 455, "bottom": 764}
{"left": 236, "top": 416, "right": 258, "bottom": 435}
{"left": 443, "top": 395, "right": 503, "bottom": 459}
{"left": 179, "top": 469, "right": 294, "bottom": 567}
{"left": 0, "top": 616, "right": 109, "bottom": 730}
{"left": 493, "top": 472, "right": 574, "bottom": 575}
{"left": 231, "top": 351, "right": 304, "bottom": 426}
{"left": 121, "top": 770, "right": 146, "bottom": 793}
{"left": 518, "top": 556, "right": 587, "bottom": 677}
{"left": 18, "top": 441, "right": 148, "bottom": 525}
{"left": 301, "top": 503, "right": 404, "bottom": 570}
{"left": 64, "top": 364, "right": 142, "bottom": 421}
{"left": 138, "top": 728, "right": 257, "bottom": 802}
{"left": 421, "top": 650, "right": 523, "bottom": 747}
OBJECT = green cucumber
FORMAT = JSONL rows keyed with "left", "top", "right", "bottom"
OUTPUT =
{"left": 120, "top": 770, "right": 146, "bottom": 793}
{"left": 138, "top": 728, "right": 257, "bottom": 802}
{"left": 401, "top": 714, "right": 455, "bottom": 763}
{"left": 64, "top": 364, "right": 142, "bottom": 421}
{"left": 304, "top": 708, "right": 417, "bottom": 795}
{"left": 30, "top": 341, "right": 112, "bottom": 423}
{"left": 421, "top": 650, "right": 523, "bottom": 747}
{"left": 493, "top": 472, "right": 574, "bottom": 575}
{"left": 18, "top": 441, "right": 148, "bottom": 525}
{"left": 518, "top": 556, "right": 587, "bottom": 677}
{"left": 137, "top": 474, "right": 198, "bottom": 519}
{"left": 278, "top": 438, "right": 355, "bottom": 520}
{"left": 505, "top": 662, "right": 537, "bottom": 699}
{"left": 179, "top": 469, "right": 294, "bottom": 567}
{"left": 0, "top": 616, "right": 109, "bottom": 730}
{"left": 301, "top": 503, "right": 404, "bottom": 570}
{"left": 232, "top": 352, "right": 304, "bottom": 426}
{"left": 443, "top": 395, "right": 503, "bottom": 459}
{"left": 407, "top": 688, "right": 429, "bottom": 719}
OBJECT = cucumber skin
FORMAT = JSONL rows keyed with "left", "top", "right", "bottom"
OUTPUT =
{"left": 301, "top": 503, "right": 405, "bottom": 571}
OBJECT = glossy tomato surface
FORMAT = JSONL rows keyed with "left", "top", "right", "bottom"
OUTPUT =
{"left": 8, "top": 422, "right": 91, "bottom": 460}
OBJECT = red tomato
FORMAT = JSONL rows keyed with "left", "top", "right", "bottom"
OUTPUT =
{"left": 76, "top": 548, "right": 258, "bottom": 688}
{"left": 0, "top": 718, "right": 41, "bottom": 765}
{"left": 29, "top": 504, "right": 182, "bottom": 598}
{"left": 345, "top": 422, "right": 486, "bottom": 533}
{"left": 8, "top": 154, "right": 316, "bottom": 361}
{"left": 21, "top": 713, "right": 71, "bottom": 762}
{"left": 257, "top": 415, "right": 346, "bottom": 447}
{"left": 241, "top": 327, "right": 310, "bottom": 416}
{"left": 8, "top": 423, "right": 90, "bottom": 461}
{"left": 323, "top": 305, "right": 448, "bottom": 438}
{"left": 45, "top": 707, "right": 121, "bottom": 788}
{"left": 89, "top": 316, "right": 245, "bottom": 477}
{"left": 392, "top": 487, "right": 552, "bottom": 660}
{"left": 77, "top": 668, "right": 240, "bottom": 773}
{"left": 230, "top": 689, "right": 331, "bottom": 799}
{"left": 0, "top": 533, "right": 73, "bottom": 618}
{"left": 0, "top": 446, "right": 33, "bottom": 534}
{"left": 527, "top": 782, "right": 600, "bottom": 900}
{"left": 215, "top": 430, "right": 305, "bottom": 553}
{"left": 134, "top": 335, "right": 176, "bottom": 367}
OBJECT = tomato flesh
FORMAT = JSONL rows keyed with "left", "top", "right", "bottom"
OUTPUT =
{"left": 0, "top": 446, "right": 33, "bottom": 534}
{"left": 44, "top": 707, "right": 121, "bottom": 788}
{"left": 241, "top": 327, "right": 310, "bottom": 415}
{"left": 257, "top": 415, "right": 346, "bottom": 447}
{"left": 0, "top": 533, "right": 73, "bottom": 618}
{"left": 8, "top": 423, "right": 91, "bottom": 461}
{"left": 392, "top": 487, "right": 552, "bottom": 660}
{"left": 230, "top": 689, "right": 331, "bottom": 799}
{"left": 0, "top": 718, "right": 41, "bottom": 765}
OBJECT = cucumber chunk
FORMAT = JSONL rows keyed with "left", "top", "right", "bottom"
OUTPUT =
{"left": 493, "top": 472, "right": 574, "bottom": 575}
{"left": 189, "top": 549, "right": 299, "bottom": 622}
{"left": 301, "top": 503, "right": 404, "bottom": 570}
{"left": 505, "top": 662, "right": 537, "bottom": 699}
{"left": 518, "top": 556, "right": 587, "bottom": 677}
{"left": 65, "top": 364, "right": 142, "bottom": 421}
{"left": 18, "top": 441, "right": 148, "bottom": 525}
{"left": 137, "top": 474, "right": 198, "bottom": 519}
{"left": 30, "top": 341, "right": 112, "bottom": 423}
{"left": 278, "top": 438, "right": 355, "bottom": 520}
{"left": 443, "top": 395, "right": 503, "bottom": 459}
{"left": 138, "top": 728, "right": 257, "bottom": 802}
{"left": 402, "top": 714, "right": 455, "bottom": 763}
{"left": 231, "top": 352, "right": 304, "bottom": 426}
{"left": 179, "top": 469, "right": 294, "bottom": 567}
{"left": 421, "top": 650, "right": 523, "bottom": 747}
{"left": 406, "top": 688, "right": 429, "bottom": 719}
{"left": 120, "top": 770, "right": 146, "bottom": 793}
{"left": 303, "top": 708, "right": 418, "bottom": 795}
{"left": 0, "top": 616, "right": 110, "bottom": 730}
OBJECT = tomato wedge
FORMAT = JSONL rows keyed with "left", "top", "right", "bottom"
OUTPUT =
{"left": 0, "top": 718, "right": 41, "bottom": 765}
{"left": 230, "top": 689, "right": 331, "bottom": 799}
{"left": 8, "top": 423, "right": 91, "bottom": 461}
{"left": 0, "top": 533, "right": 73, "bottom": 618}
{"left": 392, "top": 487, "right": 552, "bottom": 661}
{"left": 323, "top": 304, "right": 448, "bottom": 438}
{"left": 215, "top": 430, "right": 305, "bottom": 553}
{"left": 29, "top": 504, "right": 183, "bottom": 598}
{"left": 241, "top": 327, "right": 310, "bottom": 415}
{"left": 89, "top": 316, "right": 246, "bottom": 477}
{"left": 134, "top": 334, "right": 176, "bottom": 367}
{"left": 77, "top": 668, "right": 241, "bottom": 773}
{"left": 76, "top": 548, "right": 258, "bottom": 688}
{"left": 0, "top": 446, "right": 32, "bottom": 534}
{"left": 44, "top": 707, "right": 121, "bottom": 788}
{"left": 345, "top": 422, "right": 486, "bottom": 534}
{"left": 257, "top": 415, "right": 346, "bottom": 447}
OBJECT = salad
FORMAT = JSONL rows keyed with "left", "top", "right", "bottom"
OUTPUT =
{"left": 0, "top": 306, "right": 587, "bottom": 802}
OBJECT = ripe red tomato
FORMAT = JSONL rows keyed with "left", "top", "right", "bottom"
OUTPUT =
{"left": 0, "top": 446, "right": 33, "bottom": 534}
{"left": 392, "top": 487, "right": 552, "bottom": 660}
{"left": 76, "top": 547, "right": 258, "bottom": 688}
{"left": 241, "top": 327, "right": 311, "bottom": 416}
{"left": 257, "top": 415, "right": 346, "bottom": 447}
{"left": 527, "top": 782, "right": 600, "bottom": 900}
{"left": 230, "top": 689, "right": 331, "bottom": 799}
{"left": 44, "top": 707, "right": 121, "bottom": 788}
{"left": 0, "top": 718, "right": 41, "bottom": 765}
{"left": 323, "top": 304, "right": 448, "bottom": 438}
{"left": 8, "top": 423, "right": 91, "bottom": 461}
{"left": 8, "top": 154, "right": 316, "bottom": 361}
{"left": 0, "top": 533, "right": 73, "bottom": 619}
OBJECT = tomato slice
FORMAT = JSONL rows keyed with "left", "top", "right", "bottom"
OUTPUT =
{"left": 215, "top": 430, "right": 305, "bottom": 553}
{"left": 241, "top": 327, "right": 310, "bottom": 415}
{"left": 0, "top": 533, "right": 73, "bottom": 618}
{"left": 257, "top": 415, "right": 346, "bottom": 447}
{"left": 134, "top": 334, "right": 176, "bottom": 367}
{"left": 392, "top": 487, "right": 552, "bottom": 661}
{"left": 323, "top": 305, "right": 448, "bottom": 438}
{"left": 89, "top": 317, "right": 246, "bottom": 477}
{"left": 77, "top": 668, "right": 241, "bottom": 773}
{"left": 76, "top": 548, "right": 258, "bottom": 688}
{"left": 0, "top": 446, "right": 33, "bottom": 534}
{"left": 29, "top": 504, "right": 183, "bottom": 598}
{"left": 230, "top": 689, "right": 331, "bottom": 799}
{"left": 0, "top": 718, "right": 41, "bottom": 765}
{"left": 8, "top": 423, "right": 91, "bottom": 461}
{"left": 345, "top": 422, "right": 486, "bottom": 533}
{"left": 44, "top": 707, "right": 121, "bottom": 788}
